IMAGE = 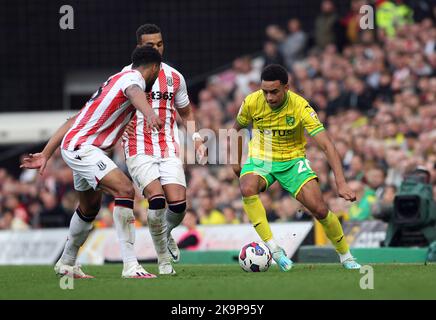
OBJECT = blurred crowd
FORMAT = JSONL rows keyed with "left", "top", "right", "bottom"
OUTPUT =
{"left": 1, "top": 0, "right": 436, "bottom": 230}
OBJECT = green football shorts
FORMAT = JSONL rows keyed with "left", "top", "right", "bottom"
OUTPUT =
{"left": 240, "top": 157, "right": 318, "bottom": 198}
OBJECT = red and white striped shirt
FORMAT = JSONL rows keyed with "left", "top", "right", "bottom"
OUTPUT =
{"left": 62, "top": 70, "right": 145, "bottom": 151}
{"left": 122, "top": 63, "right": 190, "bottom": 159}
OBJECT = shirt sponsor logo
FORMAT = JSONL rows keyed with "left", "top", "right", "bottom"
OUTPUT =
{"left": 259, "top": 129, "right": 294, "bottom": 136}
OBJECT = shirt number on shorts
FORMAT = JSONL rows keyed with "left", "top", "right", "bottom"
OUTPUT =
{"left": 297, "top": 159, "right": 312, "bottom": 173}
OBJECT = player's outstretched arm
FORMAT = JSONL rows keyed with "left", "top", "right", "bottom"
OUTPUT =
{"left": 177, "top": 105, "right": 207, "bottom": 165}
{"left": 20, "top": 115, "right": 77, "bottom": 175}
{"left": 176, "top": 103, "right": 196, "bottom": 128}
{"left": 125, "top": 84, "right": 162, "bottom": 131}
{"left": 231, "top": 121, "right": 245, "bottom": 177}
{"left": 312, "top": 130, "right": 356, "bottom": 202}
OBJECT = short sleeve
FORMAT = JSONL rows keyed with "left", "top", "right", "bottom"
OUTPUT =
{"left": 301, "top": 104, "right": 325, "bottom": 136}
{"left": 119, "top": 71, "right": 146, "bottom": 96}
{"left": 174, "top": 73, "right": 190, "bottom": 108}
{"left": 236, "top": 98, "right": 252, "bottom": 127}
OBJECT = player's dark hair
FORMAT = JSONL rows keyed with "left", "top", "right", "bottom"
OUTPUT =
{"left": 261, "top": 64, "right": 289, "bottom": 85}
{"left": 136, "top": 23, "right": 161, "bottom": 44}
{"left": 131, "top": 46, "right": 162, "bottom": 68}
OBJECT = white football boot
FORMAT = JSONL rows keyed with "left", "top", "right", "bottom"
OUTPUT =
{"left": 54, "top": 260, "right": 94, "bottom": 279}
{"left": 158, "top": 254, "right": 176, "bottom": 275}
{"left": 167, "top": 234, "right": 180, "bottom": 263}
{"left": 122, "top": 262, "right": 157, "bottom": 279}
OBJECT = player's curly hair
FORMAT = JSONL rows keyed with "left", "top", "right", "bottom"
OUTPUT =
{"left": 261, "top": 64, "right": 289, "bottom": 85}
{"left": 131, "top": 46, "right": 162, "bottom": 68}
{"left": 136, "top": 23, "right": 161, "bottom": 44}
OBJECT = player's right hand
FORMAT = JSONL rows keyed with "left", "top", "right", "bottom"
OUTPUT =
{"left": 195, "top": 139, "right": 208, "bottom": 166}
{"left": 232, "top": 164, "right": 242, "bottom": 177}
{"left": 123, "top": 121, "right": 135, "bottom": 138}
{"left": 20, "top": 152, "right": 48, "bottom": 175}
{"left": 337, "top": 183, "right": 357, "bottom": 202}
{"left": 145, "top": 112, "right": 162, "bottom": 131}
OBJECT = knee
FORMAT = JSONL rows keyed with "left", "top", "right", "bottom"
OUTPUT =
{"left": 76, "top": 206, "right": 99, "bottom": 223}
{"left": 115, "top": 183, "right": 135, "bottom": 199}
{"left": 312, "top": 203, "right": 329, "bottom": 220}
{"left": 78, "top": 203, "right": 101, "bottom": 219}
{"left": 168, "top": 200, "right": 186, "bottom": 214}
{"left": 240, "top": 183, "right": 259, "bottom": 198}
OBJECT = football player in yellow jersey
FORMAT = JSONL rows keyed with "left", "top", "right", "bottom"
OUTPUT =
{"left": 232, "top": 64, "right": 361, "bottom": 270}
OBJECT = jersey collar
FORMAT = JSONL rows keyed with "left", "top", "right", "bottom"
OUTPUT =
{"left": 270, "top": 91, "right": 289, "bottom": 112}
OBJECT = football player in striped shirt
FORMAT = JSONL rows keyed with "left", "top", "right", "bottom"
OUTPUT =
{"left": 21, "top": 46, "right": 162, "bottom": 279}
{"left": 232, "top": 64, "right": 361, "bottom": 270}
{"left": 122, "top": 24, "right": 207, "bottom": 275}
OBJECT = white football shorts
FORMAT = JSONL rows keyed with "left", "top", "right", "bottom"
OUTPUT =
{"left": 126, "top": 154, "right": 186, "bottom": 193}
{"left": 61, "top": 145, "right": 118, "bottom": 191}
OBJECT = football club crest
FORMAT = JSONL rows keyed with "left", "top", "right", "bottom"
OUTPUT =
{"left": 286, "top": 115, "right": 295, "bottom": 126}
{"left": 166, "top": 77, "right": 173, "bottom": 87}
{"left": 96, "top": 160, "right": 107, "bottom": 171}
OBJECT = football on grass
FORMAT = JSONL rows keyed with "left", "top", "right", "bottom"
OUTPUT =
{"left": 239, "top": 242, "right": 272, "bottom": 272}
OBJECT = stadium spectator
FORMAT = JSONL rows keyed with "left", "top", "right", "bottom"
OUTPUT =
{"left": 260, "top": 193, "right": 279, "bottom": 222}
{"left": 265, "top": 24, "right": 287, "bottom": 44}
{"left": 364, "top": 167, "right": 387, "bottom": 200}
{"left": 38, "top": 188, "right": 69, "bottom": 228}
{"left": 196, "top": 189, "right": 226, "bottom": 225}
{"left": 341, "top": 0, "right": 367, "bottom": 44}
{"left": 3, "top": 195, "right": 29, "bottom": 230}
{"left": 275, "top": 197, "right": 303, "bottom": 222}
{"left": 376, "top": 0, "right": 414, "bottom": 38}
{"left": 232, "top": 55, "right": 261, "bottom": 96}
{"left": 0, "top": 209, "right": 14, "bottom": 230}
{"left": 261, "top": 40, "right": 285, "bottom": 68}
{"left": 326, "top": 80, "right": 348, "bottom": 116}
{"left": 222, "top": 206, "right": 240, "bottom": 224}
{"left": 280, "top": 18, "right": 307, "bottom": 70}
{"left": 346, "top": 155, "right": 365, "bottom": 181}
{"left": 314, "top": 0, "right": 341, "bottom": 50}
{"left": 348, "top": 180, "right": 377, "bottom": 220}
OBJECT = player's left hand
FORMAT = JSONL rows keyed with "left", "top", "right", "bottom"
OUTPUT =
{"left": 337, "top": 182, "right": 356, "bottom": 202}
{"left": 195, "top": 138, "right": 208, "bottom": 165}
{"left": 20, "top": 152, "right": 48, "bottom": 175}
{"left": 145, "top": 110, "right": 162, "bottom": 132}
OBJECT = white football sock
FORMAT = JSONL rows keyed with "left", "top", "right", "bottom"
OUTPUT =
{"left": 148, "top": 208, "right": 170, "bottom": 263}
{"left": 60, "top": 210, "right": 94, "bottom": 266}
{"left": 113, "top": 203, "right": 138, "bottom": 267}
{"left": 265, "top": 239, "right": 281, "bottom": 253}
{"left": 166, "top": 207, "right": 185, "bottom": 237}
{"left": 339, "top": 250, "right": 353, "bottom": 263}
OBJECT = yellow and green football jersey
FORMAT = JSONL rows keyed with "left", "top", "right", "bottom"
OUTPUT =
{"left": 236, "top": 90, "right": 325, "bottom": 161}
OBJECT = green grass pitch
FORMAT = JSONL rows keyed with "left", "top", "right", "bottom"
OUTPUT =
{"left": 0, "top": 264, "right": 435, "bottom": 300}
